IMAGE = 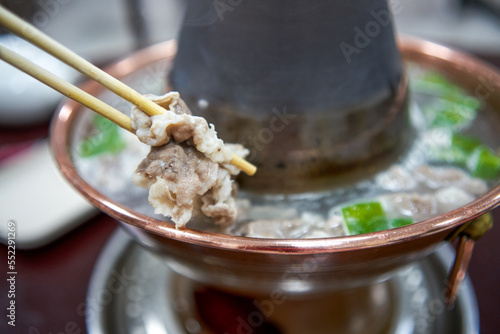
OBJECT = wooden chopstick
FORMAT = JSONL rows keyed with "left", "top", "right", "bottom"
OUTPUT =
{"left": 0, "top": 44, "right": 256, "bottom": 176}
{"left": 0, "top": 44, "right": 133, "bottom": 132}
{"left": 0, "top": 5, "right": 256, "bottom": 176}
{"left": 0, "top": 5, "right": 165, "bottom": 118}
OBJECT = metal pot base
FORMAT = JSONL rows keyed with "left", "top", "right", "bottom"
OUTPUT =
{"left": 86, "top": 228, "right": 479, "bottom": 334}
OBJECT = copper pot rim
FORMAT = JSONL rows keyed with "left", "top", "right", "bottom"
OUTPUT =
{"left": 51, "top": 37, "right": 500, "bottom": 255}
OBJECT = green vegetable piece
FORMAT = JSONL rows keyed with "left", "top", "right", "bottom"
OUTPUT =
{"left": 421, "top": 71, "right": 452, "bottom": 86}
{"left": 451, "top": 134, "right": 481, "bottom": 153}
{"left": 417, "top": 72, "right": 481, "bottom": 110}
{"left": 390, "top": 218, "right": 413, "bottom": 228}
{"left": 342, "top": 202, "right": 389, "bottom": 235}
{"left": 416, "top": 71, "right": 481, "bottom": 130}
{"left": 431, "top": 133, "right": 481, "bottom": 166}
{"left": 444, "top": 92, "right": 481, "bottom": 111}
{"left": 466, "top": 146, "right": 500, "bottom": 180}
{"left": 429, "top": 146, "right": 468, "bottom": 166}
{"left": 428, "top": 101, "right": 476, "bottom": 129}
{"left": 79, "top": 115, "right": 127, "bottom": 157}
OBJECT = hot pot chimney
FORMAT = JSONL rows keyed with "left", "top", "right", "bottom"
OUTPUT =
{"left": 170, "top": 0, "right": 409, "bottom": 192}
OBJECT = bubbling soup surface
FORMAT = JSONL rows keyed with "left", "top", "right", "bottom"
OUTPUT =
{"left": 71, "top": 63, "right": 500, "bottom": 238}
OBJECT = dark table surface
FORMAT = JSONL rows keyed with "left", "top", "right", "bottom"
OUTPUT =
{"left": 1, "top": 56, "right": 500, "bottom": 334}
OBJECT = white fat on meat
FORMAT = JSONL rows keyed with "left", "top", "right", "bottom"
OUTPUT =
{"left": 131, "top": 92, "right": 248, "bottom": 228}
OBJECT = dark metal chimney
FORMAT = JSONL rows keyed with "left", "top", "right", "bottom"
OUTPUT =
{"left": 170, "top": 0, "right": 409, "bottom": 192}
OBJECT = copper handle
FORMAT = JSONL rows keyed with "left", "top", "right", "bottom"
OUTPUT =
{"left": 445, "top": 212, "right": 493, "bottom": 306}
